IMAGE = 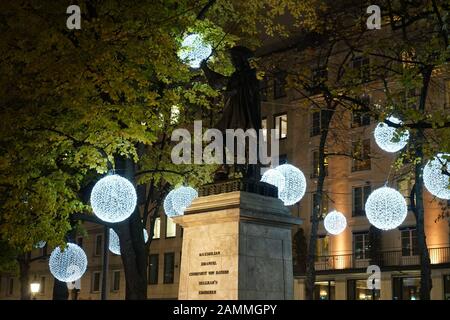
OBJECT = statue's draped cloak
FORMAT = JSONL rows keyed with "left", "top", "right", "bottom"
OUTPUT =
{"left": 215, "top": 68, "right": 261, "bottom": 133}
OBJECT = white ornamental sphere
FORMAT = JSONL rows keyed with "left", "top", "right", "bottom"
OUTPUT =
{"left": 171, "top": 186, "right": 198, "bottom": 215}
{"left": 109, "top": 229, "right": 121, "bottom": 255}
{"left": 261, "top": 168, "right": 286, "bottom": 195}
{"left": 423, "top": 153, "right": 450, "bottom": 199}
{"left": 90, "top": 174, "right": 137, "bottom": 223}
{"left": 143, "top": 229, "right": 149, "bottom": 243}
{"left": 163, "top": 189, "right": 178, "bottom": 217}
{"left": 35, "top": 240, "right": 46, "bottom": 249}
{"left": 365, "top": 187, "right": 407, "bottom": 230}
{"left": 109, "top": 228, "right": 149, "bottom": 255}
{"left": 374, "top": 116, "right": 409, "bottom": 153}
{"left": 324, "top": 210, "right": 347, "bottom": 235}
{"left": 275, "top": 164, "right": 307, "bottom": 206}
{"left": 178, "top": 33, "right": 212, "bottom": 68}
{"left": 49, "top": 243, "right": 87, "bottom": 282}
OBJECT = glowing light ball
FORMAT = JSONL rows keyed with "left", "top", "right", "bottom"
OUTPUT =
{"left": 90, "top": 174, "right": 137, "bottom": 223}
{"left": 171, "top": 186, "right": 198, "bottom": 215}
{"left": 49, "top": 243, "right": 87, "bottom": 282}
{"left": 324, "top": 210, "right": 347, "bottom": 235}
{"left": 109, "top": 228, "right": 149, "bottom": 255}
{"left": 143, "top": 229, "right": 149, "bottom": 243}
{"left": 374, "top": 116, "right": 409, "bottom": 153}
{"left": 178, "top": 33, "right": 212, "bottom": 68}
{"left": 261, "top": 168, "right": 286, "bottom": 195}
{"left": 35, "top": 240, "right": 46, "bottom": 249}
{"left": 163, "top": 189, "right": 178, "bottom": 217}
{"left": 423, "top": 153, "right": 450, "bottom": 199}
{"left": 109, "top": 229, "right": 121, "bottom": 255}
{"left": 365, "top": 187, "right": 407, "bottom": 230}
{"left": 275, "top": 164, "right": 306, "bottom": 206}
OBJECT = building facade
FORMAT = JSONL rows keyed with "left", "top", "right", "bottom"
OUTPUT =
{"left": 1, "top": 23, "right": 450, "bottom": 301}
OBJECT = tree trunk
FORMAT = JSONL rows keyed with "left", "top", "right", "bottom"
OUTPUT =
{"left": 18, "top": 253, "right": 31, "bottom": 300}
{"left": 413, "top": 66, "right": 433, "bottom": 300}
{"left": 305, "top": 107, "right": 333, "bottom": 300}
{"left": 414, "top": 156, "right": 432, "bottom": 300}
{"left": 52, "top": 278, "right": 69, "bottom": 300}
{"left": 116, "top": 156, "right": 148, "bottom": 300}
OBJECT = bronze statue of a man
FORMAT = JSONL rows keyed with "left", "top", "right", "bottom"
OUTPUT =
{"left": 201, "top": 46, "right": 262, "bottom": 180}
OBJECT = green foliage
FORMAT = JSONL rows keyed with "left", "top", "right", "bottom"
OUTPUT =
{"left": 0, "top": 0, "right": 321, "bottom": 272}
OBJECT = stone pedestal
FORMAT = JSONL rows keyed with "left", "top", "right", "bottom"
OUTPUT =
{"left": 172, "top": 191, "right": 302, "bottom": 300}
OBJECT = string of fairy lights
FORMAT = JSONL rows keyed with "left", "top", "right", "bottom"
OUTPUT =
{"left": 46, "top": 33, "right": 450, "bottom": 285}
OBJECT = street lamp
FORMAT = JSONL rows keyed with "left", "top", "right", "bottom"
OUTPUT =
{"left": 30, "top": 278, "right": 40, "bottom": 300}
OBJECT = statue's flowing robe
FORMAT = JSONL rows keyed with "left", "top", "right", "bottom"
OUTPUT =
{"left": 215, "top": 68, "right": 261, "bottom": 133}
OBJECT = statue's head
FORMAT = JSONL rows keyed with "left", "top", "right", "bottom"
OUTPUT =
{"left": 229, "top": 46, "right": 253, "bottom": 70}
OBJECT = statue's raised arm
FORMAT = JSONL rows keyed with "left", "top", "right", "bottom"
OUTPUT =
{"left": 200, "top": 60, "right": 229, "bottom": 90}
{"left": 202, "top": 46, "right": 261, "bottom": 133}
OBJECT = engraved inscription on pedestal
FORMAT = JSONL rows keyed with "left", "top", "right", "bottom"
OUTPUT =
{"left": 173, "top": 191, "right": 301, "bottom": 300}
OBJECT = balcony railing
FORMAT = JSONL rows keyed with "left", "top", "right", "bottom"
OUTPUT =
{"left": 306, "top": 247, "right": 450, "bottom": 273}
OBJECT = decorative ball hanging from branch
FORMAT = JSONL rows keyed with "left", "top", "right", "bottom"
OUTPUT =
{"left": 163, "top": 189, "right": 178, "bottom": 217}
{"left": 49, "top": 243, "right": 87, "bottom": 282}
{"left": 374, "top": 116, "right": 409, "bottom": 153}
{"left": 109, "top": 228, "right": 149, "bottom": 255}
{"left": 178, "top": 34, "right": 212, "bottom": 68}
{"left": 109, "top": 229, "right": 120, "bottom": 255}
{"left": 365, "top": 186, "right": 407, "bottom": 230}
{"left": 35, "top": 240, "right": 46, "bottom": 249}
{"left": 171, "top": 186, "right": 198, "bottom": 215}
{"left": 275, "top": 164, "right": 307, "bottom": 206}
{"left": 90, "top": 174, "right": 137, "bottom": 223}
{"left": 164, "top": 186, "right": 198, "bottom": 216}
{"left": 324, "top": 210, "right": 347, "bottom": 235}
{"left": 423, "top": 153, "right": 450, "bottom": 200}
{"left": 261, "top": 168, "right": 286, "bottom": 195}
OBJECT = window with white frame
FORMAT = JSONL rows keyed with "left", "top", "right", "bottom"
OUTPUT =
{"left": 352, "top": 185, "right": 371, "bottom": 216}
{"left": 261, "top": 118, "right": 267, "bottom": 142}
{"left": 351, "top": 56, "right": 370, "bottom": 82}
{"left": 112, "top": 270, "right": 120, "bottom": 292}
{"left": 310, "top": 109, "right": 331, "bottom": 137}
{"left": 352, "top": 139, "right": 371, "bottom": 171}
{"left": 351, "top": 95, "right": 371, "bottom": 127}
{"left": 311, "top": 150, "right": 328, "bottom": 178}
{"left": 274, "top": 113, "right": 287, "bottom": 139}
{"left": 166, "top": 216, "right": 176, "bottom": 238}
{"left": 91, "top": 271, "right": 101, "bottom": 293}
{"left": 353, "top": 232, "right": 370, "bottom": 260}
{"left": 315, "top": 235, "right": 329, "bottom": 259}
{"left": 94, "top": 234, "right": 103, "bottom": 256}
{"left": 401, "top": 228, "right": 418, "bottom": 256}
{"left": 153, "top": 217, "right": 161, "bottom": 239}
{"left": 40, "top": 276, "right": 46, "bottom": 294}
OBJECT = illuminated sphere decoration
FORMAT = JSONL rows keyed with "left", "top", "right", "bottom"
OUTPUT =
{"left": 163, "top": 189, "right": 178, "bottom": 217}
{"left": 365, "top": 187, "right": 407, "bottom": 230}
{"left": 275, "top": 164, "right": 307, "bottom": 206}
{"left": 49, "top": 243, "right": 87, "bottom": 282}
{"left": 171, "top": 186, "right": 198, "bottom": 215}
{"left": 109, "top": 229, "right": 121, "bottom": 255}
{"left": 374, "top": 116, "right": 409, "bottom": 153}
{"left": 143, "top": 229, "right": 149, "bottom": 243}
{"left": 261, "top": 168, "right": 286, "bottom": 195}
{"left": 423, "top": 153, "right": 450, "bottom": 200}
{"left": 324, "top": 210, "right": 347, "bottom": 235}
{"left": 35, "top": 240, "right": 46, "bottom": 249}
{"left": 109, "top": 228, "right": 149, "bottom": 255}
{"left": 178, "top": 33, "right": 212, "bottom": 68}
{"left": 90, "top": 174, "right": 137, "bottom": 223}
